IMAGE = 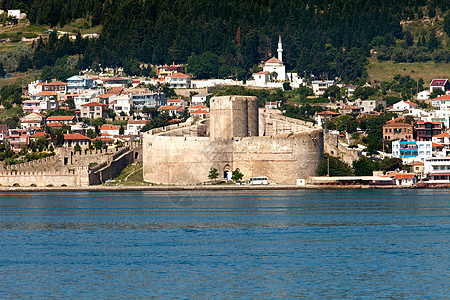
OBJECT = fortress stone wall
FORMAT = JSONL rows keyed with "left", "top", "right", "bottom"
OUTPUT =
{"left": 143, "top": 95, "right": 324, "bottom": 185}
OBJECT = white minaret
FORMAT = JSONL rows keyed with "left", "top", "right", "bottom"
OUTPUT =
{"left": 277, "top": 35, "right": 283, "bottom": 62}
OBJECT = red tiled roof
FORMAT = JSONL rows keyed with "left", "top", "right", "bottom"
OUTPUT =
{"left": 31, "top": 132, "right": 48, "bottom": 138}
{"left": 265, "top": 57, "right": 283, "bottom": 64}
{"left": 383, "top": 122, "right": 412, "bottom": 127}
{"left": 81, "top": 101, "right": 107, "bottom": 107}
{"left": 407, "top": 161, "right": 424, "bottom": 166}
{"left": 33, "top": 91, "right": 58, "bottom": 96}
{"left": 254, "top": 71, "right": 270, "bottom": 75}
{"left": 191, "top": 109, "right": 209, "bottom": 114}
{"left": 395, "top": 174, "right": 415, "bottom": 179}
{"left": 47, "top": 122, "right": 63, "bottom": 127}
{"left": 190, "top": 105, "right": 208, "bottom": 110}
{"left": 64, "top": 133, "right": 90, "bottom": 140}
{"left": 100, "top": 124, "right": 120, "bottom": 130}
{"left": 44, "top": 81, "right": 66, "bottom": 86}
{"left": 387, "top": 117, "right": 405, "bottom": 124}
{"left": 317, "top": 110, "right": 341, "bottom": 116}
{"left": 403, "top": 101, "right": 417, "bottom": 106}
{"left": 47, "top": 116, "right": 75, "bottom": 121}
{"left": 433, "top": 132, "right": 450, "bottom": 138}
{"left": 430, "top": 79, "right": 448, "bottom": 86}
{"left": 128, "top": 120, "right": 148, "bottom": 124}
{"left": 432, "top": 94, "right": 450, "bottom": 101}
{"left": 91, "top": 136, "right": 114, "bottom": 141}
{"left": 167, "top": 73, "right": 190, "bottom": 78}
{"left": 432, "top": 142, "right": 444, "bottom": 148}
{"left": 158, "top": 105, "right": 180, "bottom": 110}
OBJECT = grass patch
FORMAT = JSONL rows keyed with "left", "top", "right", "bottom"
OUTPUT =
{"left": 109, "top": 162, "right": 150, "bottom": 186}
{"left": 0, "top": 106, "right": 22, "bottom": 120}
{"left": 366, "top": 58, "right": 450, "bottom": 84}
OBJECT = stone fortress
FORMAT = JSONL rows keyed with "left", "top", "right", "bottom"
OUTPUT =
{"left": 143, "top": 95, "right": 324, "bottom": 185}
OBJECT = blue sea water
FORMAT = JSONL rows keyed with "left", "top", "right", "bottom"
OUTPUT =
{"left": 0, "top": 189, "right": 449, "bottom": 299}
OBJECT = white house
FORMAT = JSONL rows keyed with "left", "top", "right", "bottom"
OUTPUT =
{"left": 393, "top": 100, "right": 419, "bottom": 111}
{"left": 357, "top": 99, "right": 385, "bottom": 113}
{"left": 312, "top": 80, "right": 335, "bottom": 96}
{"left": 165, "top": 73, "right": 191, "bottom": 88}
{"left": 417, "top": 90, "right": 431, "bottom": 100}
{"left": 113, "top": 94, "right": 133, "bottom": 116}
{"left": 252, "top": 71, "right": 271, "bottom": 85}
{"left": 431, "top": 94, "right": 450, "bottom": 109}
{"left": 74, "top": 90, "right": 99, "bottom": 109}
{"left": 424, "top": 156, "right": 450, "bottom": 183}
{"left": 100, "top": 124, "right": 120, "bottom": 136}
{"left": 167, "top": 99, "right": 185, "bottom": 107}
{"left": 126, "top": 120, "right": 148, "bottom": 135}
{"left": 28, "top": 80, "right": 45, "bottom": 95}
{"left": 430, "top": 79, "right": 449, "bottom": 93}
{"left": 191, "top": 93, "right": 213, "bottom": 106}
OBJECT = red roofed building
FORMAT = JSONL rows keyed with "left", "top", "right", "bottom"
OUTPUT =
{"left": 46, "top": 122, "right": 63, "bottom": 128}
{"left": 80, "top": 102, "right": 108, "bottom": 119}
{"left": 165, "top": 73, "right": 191, "bottom": 88}
{"left": 314, "top": 110, "right": 341, "bottom": 126}
{"left": 190, "top": 109, "right": 209, "bottom": 118}
{"left": 126, "top": 120, "right": 147, "bottom": 135}
{"left": 430, "top": 79, "right": 449, "bottom": 93}
{"left": 432, "top": 132, "right": 450, "bottom": 148}
{"left": 91, "top": 136, "right": 115, "bottom": 147}
{"left": 157, "top": 63, "right": 185, "bottom": 79}
{"left": 42, "top": 81, "right": 66, "bottom": 93}
{"left": 63, "top": 133, "right": 91, "bottom": 148}
{"left": 158, "top": 105, "right": 184, "bottom": 116}
{"left": 383, "top": 122, "right": 413, "bottom": 140}
{"left": 46, "top": 116, "right": 76, "bottom": 125}
{"left": 416, "top": 121, "right": 442, "bottom": 141}
{"left": 189, "top": 105, "right": 209, "bottom": 112}
{"left": 30, "top": 131, "right": 49, "bottom": 141}
{"left": 102, "top": 77, "right": 131, "bottom": 88}
{"left": 431, "top": 94, "right": 450, "bottom": 108}
{"left": 100, "top": 124, "right": 120, "bottom": 135}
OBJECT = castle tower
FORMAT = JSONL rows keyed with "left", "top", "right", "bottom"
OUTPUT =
{"left": 210, "top": 96, "right": 259, "bottom": 140}
{"left": 277, "top": 35, "right": 283, "bottom": 62}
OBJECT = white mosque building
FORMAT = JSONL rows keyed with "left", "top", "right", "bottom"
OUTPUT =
{"left": 249, "top": 35, "right": 303, "bottom": 88}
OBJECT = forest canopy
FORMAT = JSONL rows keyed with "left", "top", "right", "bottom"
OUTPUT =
{"left": 0, "top": 0, "right": 449, "bottom": 81}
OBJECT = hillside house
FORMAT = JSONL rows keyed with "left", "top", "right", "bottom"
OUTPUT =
{"left": 383, "top": 122, "right": 413, "bottom": 140}
{"left": 80, "top": 102, "right": 108, "bottom": 119}
{"left": 416, "top": 121, "right": 442, "bottom": 141}
{"left": 191, "top": 93, "right": 213, "bottom": 106}
{"left": 42, "top": 81, "right": 67, "bottom": 93}
{"left": 63, "top": 133, "right": 91, "bottom": 148}
{"left": 46, "top": 116, "right": 76, "bottom": 125}
{"left": 430, "top": 79, "right": 449, "bottom": 93}
{"left": 165, "top": 73, "right": 191, "bottom": 88}
{"left": 67, "top": 75, "right": 95, "bottom": 92}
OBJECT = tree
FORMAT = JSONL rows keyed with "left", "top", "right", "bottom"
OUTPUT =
{"left": 0, "top": 63, "right": 6, "bottom": 78}
{"left": 404, "top": 30, "right": 414, "bottom": 47}
{"left": 231, "top": 168, "right": 244, "bottom": 182}
{"left": 119, "top": 125, "right": 125, "bottom": 135}
{"left": 208, "top": 167, "right": 219, "bottom": 182}
{"left": 430, "top": 89, "right": 445, "bottom": 99}
{"left": 186, "top": 52, "right": 219, "bottom": 79}
{"left": 353, "top": 157, "right": 377, "bottom": 176}
{"left": 445, "top": 13, "right": 450, "bottom": 37}
{"left": 93, "top": 139, "right": 104, "bottom": 150}
{"left": 316, "top": 153, "right": 353, "bottom": 176}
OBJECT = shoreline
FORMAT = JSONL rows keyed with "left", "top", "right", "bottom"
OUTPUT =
{"left": 0, "top": 184, "right": 427, "bottom": 192}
